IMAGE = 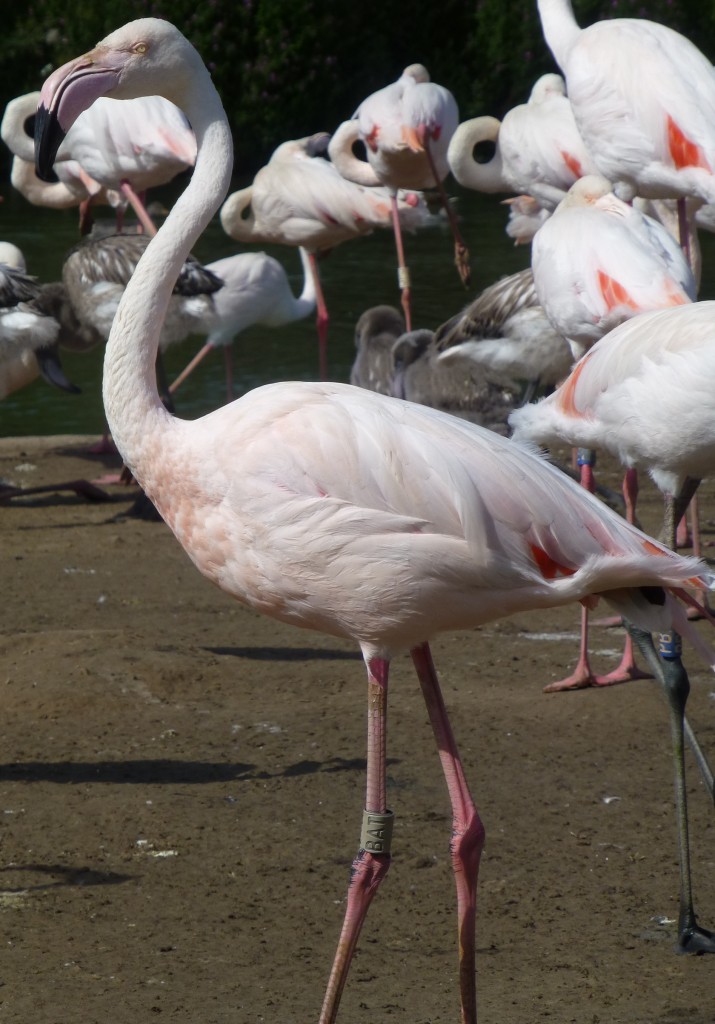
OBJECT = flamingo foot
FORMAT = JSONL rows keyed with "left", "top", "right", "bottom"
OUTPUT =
{"left": 590, "top": 662, "right": 652, "bottom": 686}
{"left": 543, "top": 657, "right": 602, "bottom": 692}
{"left": 677, "top": 919, "right": 715, "bottom": 955}
{"left": 454, "top": 241, "right": 471, "bottom": 288}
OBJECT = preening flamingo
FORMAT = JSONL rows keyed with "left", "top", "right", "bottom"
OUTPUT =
{"left": 170, "top": 247, "right": 316, "bottom": 402}
{"left": 351, "top": 307, "right": 521, "bottom": 430}
{"left": 35, "top": 19, "right": 715, "bottom": 1023}
{"left": 54, "top": 231, "right": 221, "bottom": 354}
{"left": 529, "top": 174, "right": 697, "bottom": 687}
{"left": 531, "top": 176, "right": 697, "bottom": 361}
{"left": 536, "top": 0, "right": 715, "bottom": 259}
{"left": 511, "top": 298, "right": 715, "bottom": 684}
{"left": 0, "top": 246, "right": 77, "bottom": 401}
{"left": 511, "top": 301, "right": 715, "bottom": 549}
{"left": 328, "top": 65, "right": 468, "bottom": 328}
{"left": 447, "top": 73, "right": 598, "bottom": 211}
{"left": 35, "top": 231, "right": 221, "bottom": 455}
{"left": 219, "top": 133, "right": 433, "bottom": 379}
{"left": 2, "top": 91, "right": 195, "bottom": 235}
{"left": 433, "top": 267, "right": 573, "bottom": 401}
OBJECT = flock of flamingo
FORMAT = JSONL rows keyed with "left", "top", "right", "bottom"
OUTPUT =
{"left": 2, "top": 0, "right": 715, "bottom": 1019}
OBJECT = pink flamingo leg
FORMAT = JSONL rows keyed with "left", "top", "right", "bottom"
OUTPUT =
{"left": 544, "top": 604, "right": 600, "bottom": 692}
{"left": 423, "top": 138, "right": 471, "bottom": 288}
{"left": 169, "top": 342, "right": 214, "bottom": 395}
{"left": 590, "top": 467, "right": 651, "bottom": 684}
{"left": 308, "top": 252, "right": 329, "bottom": 380}
{"left": 389, "top": 193, "right": 412, "bottom": 331}
{"left": 545, "top": 451, "right": 602, "bottom": 689}
{"left": 411, "top": 642, "right": 483, "bottom": 1024}
{"left": 119, "top": 181, "right": 159, "bottom": 236}
{"left": 549, "top": 459, "right": 648, "bottom": 689}
{"left": 319, "top": 656, "right": 392, "bottom": 1024}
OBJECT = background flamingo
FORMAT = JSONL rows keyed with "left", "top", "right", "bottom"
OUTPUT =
{"left": 433, "top": 267, "right": 572, "bottom": 401}
{"left": 219, "top": 132, "right": 434, "bottom": 379}
{"left": 328, "top": 65, "right": 467, "bottom": 329}
{"left": 169, "top": 247, "right": 317, "bottom": 402}
{"left": 448, "top": 73, "right": 598, "bottom": 213}
{"left": 531, "top": 175, "right": 697, "bottom": 361}
{"left": 35, "top": 22, "right": 715, "bottom": 1024}
{"left": 537, "top": 0, "right": 715, "bottom": 260}
{"left": 3, "top": 91, "right": 195, "bottom": 235}
{"left": 0, "top": 244, "right": 76, "bottom": 401}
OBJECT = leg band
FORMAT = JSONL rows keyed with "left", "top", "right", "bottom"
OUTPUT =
{"left": 360, "top": 809, "right": 394, "bottom": 855}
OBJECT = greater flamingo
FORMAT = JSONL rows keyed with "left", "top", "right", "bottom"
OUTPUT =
{"left": 351, "top": 308, "right": 521, "bottom": 430}
{"left": 511, "top": 298, "right": 715, "bottom": 678}
{"left": 0, "top": 246, "right": 77, "bottom": 401}
{"left": 35, "top": 19, "right": 715, "bottom": 1023}
{"left": 328, "top": 65, "right": 468, "bottom": 328}
{"left": 3, "top": 91, "right": 195, "bottom": 235}
{"left": 169, "top": 247, "right": 316, "bottom": 402}
{"left": 35, "top": 231, "right": 221, "bottom": 455}
{"left": 219, "top": 133, "right": 433, "bottom": 379}
{"left": 447, "top": 73, "right": 598, "bottom": 211}
{"left": 510, "top": 301, "right": 715, "bottom": 552}
{"left": 529, "top": 174, "right": 697, "bottom": 687}
{"left": 349, "top": 305, "right": 406, "bottom": 395}
{"left": 531, "top": 175, "right": 697, "bottom": 361}
{"left": 536, "top": 0, "right": 715, "bottom": 259}
{"left": 432, "top": 267, "right": 573, "bottom": 401}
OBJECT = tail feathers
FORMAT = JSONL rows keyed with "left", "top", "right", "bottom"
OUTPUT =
{"left": 669, "top": 599, "right": 715, "bottom": 673}
{"left": 600, "top": 585, "right": 673, "bottom": 634}
{"left": 606, "top": 586, "right": 715, "bottom": 673}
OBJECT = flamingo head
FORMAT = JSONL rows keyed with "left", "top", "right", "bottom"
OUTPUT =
{"left": 35, "top": 18, "right": 198, "bottom": 181}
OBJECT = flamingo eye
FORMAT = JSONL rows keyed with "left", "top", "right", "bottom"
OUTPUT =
{"left": 133, "top": 43, "right": 147, "bottom": 54}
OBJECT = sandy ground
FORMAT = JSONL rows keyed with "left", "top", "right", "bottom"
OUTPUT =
{"left": 1, "top": 435, "right": 714, "bottom": 1024}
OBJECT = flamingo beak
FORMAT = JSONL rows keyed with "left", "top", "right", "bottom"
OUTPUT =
{"left": 35, "top": 345, "right": 81, "bottom": 394}
{"left": 35, "top": 49, "right": 121, "bottom": 181}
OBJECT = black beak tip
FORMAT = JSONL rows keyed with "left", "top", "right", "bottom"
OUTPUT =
{"left": 35, "top": 346, "right": 82, "bottom": 394}
{"left": 34, "top": 103, "right": 66, "bottom": 182}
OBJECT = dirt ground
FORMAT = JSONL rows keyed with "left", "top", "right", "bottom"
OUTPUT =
{"left": 0, "top": 435, "right": 714, "bottom": 1024}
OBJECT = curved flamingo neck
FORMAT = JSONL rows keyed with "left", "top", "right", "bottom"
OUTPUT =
{"left": 447, "top": 117, "right": 507, "bottom": 193}
{"left": 328, "top": 121, "right": 381, "bottom": 187}
{"left": 102, "top": 71, "right": 233, "bottom": 477}
{"left": 1, "top": 94, "right": 38, "bottom": 163}
{"left": 11, "top": 155, "right": 77, "bottom": 208}
{"left": 219, "top": 187, "right": 265, "bottom": 243}
{"left": 537, "top": 0, "right": 581, "bottom": 70}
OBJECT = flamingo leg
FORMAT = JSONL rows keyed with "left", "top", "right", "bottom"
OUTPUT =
{"left": 78, "top": 197, "right": 94, "bottom": 236}
{"left": 319, "top": 656, "right": 392, "bottom": 1024}
{"left": 389, "top": 193, "right": 413, "bottom": 331}
{"left": 590, "top": 467, "right": 652, "bottom": 684}
{"left": 119, "top": 180, "right": 159, "bottom": 236}
{"left": 169, "top": 342, "right": 214, "bottom": 394}
{"left": 423, "top": 139, "right": 471, "bottom": 288}
{"left": 308, "top": 252, "right": 329, "bottom": 380}
{"left": 625, "top": 625, "right": 715, "bottom": 953}
{"left": 549, "top": 454, "right": 647, "bottom": 689}
{"left": 411, "top": 642, "right": 484, "bottom": 1024}
{"left": 677, "top": 196, "right": 693, "bottom": 270}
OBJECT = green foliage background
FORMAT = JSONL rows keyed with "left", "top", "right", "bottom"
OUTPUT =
{"left": 3, "top": 0, "right": 715, "bottom": 175}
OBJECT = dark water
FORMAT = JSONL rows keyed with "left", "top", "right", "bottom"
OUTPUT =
{"left": 2, "top": 181, "right": 714, "bottom": 437}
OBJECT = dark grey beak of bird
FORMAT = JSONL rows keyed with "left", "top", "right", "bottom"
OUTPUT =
{"left": 35, "top": 345, "right": 81, "bottom": 394}
{"left": 34, "top": 103, "right": 66, "bottom": 183}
